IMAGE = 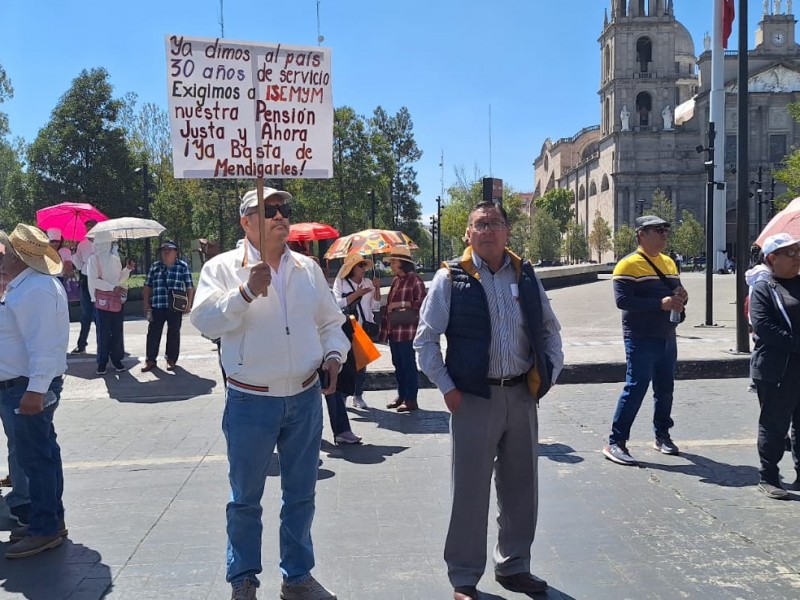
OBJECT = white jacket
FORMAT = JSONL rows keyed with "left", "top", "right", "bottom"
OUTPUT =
{"left": 190, "top": 244, "right": 349, "bottom": 397}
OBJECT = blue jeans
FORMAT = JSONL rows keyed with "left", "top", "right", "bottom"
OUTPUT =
{"left": 1, "top": 377, "right": 65, "bottom": 536}
{"left": 609, "top": 336, "right": 677, "bottom": 445}
{"left": 0, "top": 390, "right": 30, "bottom": 510}
{"left": 389, "top": 339, "right": 418, "bottom": 403}
{"left": 223, "top": 384, "right": 323, "bottom": 587}
{"left": 353, "top": 368, "right": 367, "bottom": 397}
{"left": 95, "top": 308, "right": 124, "bottom": 370}
{"left": 324, "top": 392, "right": 352, "bottom": 437}
{"left": 76, "top": 274, "right": 94, "bottom": 350}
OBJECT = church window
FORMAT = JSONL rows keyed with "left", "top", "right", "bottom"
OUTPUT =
{"left": 725, "top": 135, "right": 737, "bottom": 164}
{"left": 589, "top": 182, "right": 598, "bottom": 196}
{"left": 636, "top": 92, "right": 652, "bottom": 127}
{"left": 604, "top": 45, "right": 611, "bottom": 80}
{"left": 604, "top": 98, "right": 611, "bottom": 133}
{"left": 578, "top": 185, "right": 586, "bottom": 201}
{"left": 601, "top": 175, "right": 610, "bottom": 191}
{"left": 544, "top": 154, "right": 549, "bottom": 171}
{"left": 770, "top": 134, "right": 787, "bottom": 164}
{"left": 636, "top": 37, "right": 652, "bottom": 72}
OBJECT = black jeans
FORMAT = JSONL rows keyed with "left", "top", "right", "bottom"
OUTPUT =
{"left": 755, "top": 371, "right": 800, "bottom": 486}
{"left": 146, "top": 308, "right": 183, "bottom": 363}
{"left": 76, "top": 274, "right": 95, "bottom": 350}
{"left": 95, "top": 308, "right": 124, "bottom": 369}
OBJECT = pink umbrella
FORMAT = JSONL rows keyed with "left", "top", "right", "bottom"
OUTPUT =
{"left": 756, "top": 196, "right": 800, "bottom": 248}
{"left": 288, "top": 222, "right": 340, "bottom": 242}
{"left": 36, "top": 202, "right": 108, "bottom": 241}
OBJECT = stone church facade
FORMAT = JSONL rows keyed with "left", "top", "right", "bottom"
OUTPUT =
{"left": 532, "top": 0, "right": 800, "bottom": 263}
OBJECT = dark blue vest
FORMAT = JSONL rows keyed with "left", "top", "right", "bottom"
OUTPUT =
{"left": 444, "top": 254, "right": 554, "bottom": 400}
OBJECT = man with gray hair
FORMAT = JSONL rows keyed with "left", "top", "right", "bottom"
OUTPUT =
{"left": 191, "top": 187, "right": 349, "bottom": 600}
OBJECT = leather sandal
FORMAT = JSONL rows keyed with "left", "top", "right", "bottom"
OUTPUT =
{"left": 386, "top": 397, "right": 403, "bottom": 409}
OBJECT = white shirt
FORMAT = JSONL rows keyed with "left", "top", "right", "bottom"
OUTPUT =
{"left": 72, "top": 238, "right": 94, "bottom": 271}
{"left": 332, "top": 276, "right": 380, "bottom": 324}
{"left": 0, "top": 268, "right": 69, "bottom": 393}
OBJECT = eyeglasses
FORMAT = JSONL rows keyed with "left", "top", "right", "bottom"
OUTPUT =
{"left": 646, "top": 226, "right": 670, "bottom": 234}
{"left": 779, "top": 248, "right": 800, "bottom": 257}
{"left": 471, "top": 220, "right": 507, "bottom": 232}
{"left": 248, "top": 203, "right": 291, "bottom": 219}
{"left": 356, "top": 262, "right": 369, "bottom": 268}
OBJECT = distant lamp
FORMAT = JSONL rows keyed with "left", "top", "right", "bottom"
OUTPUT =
{"left": 695, "top": 145, "right": 706, "bottom": 154}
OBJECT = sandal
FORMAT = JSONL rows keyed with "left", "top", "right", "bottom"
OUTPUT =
{"left": 0, "top": 475, "right": 11, "bottom": 487}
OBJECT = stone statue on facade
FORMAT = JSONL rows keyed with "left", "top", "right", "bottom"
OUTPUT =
{"left": 621, "top": 105, "right": 631, "bottom": 131}
{"left": 662, "top": 105, "right": 673, "bottom": 130}
{"left": 704, "top": 32, "right": 711, "bottom": 51}
{"left": 777, "top": 0, "right": 782, "bottom": 14}
{"left": 788, "top": 0, "right": 793, "bottom": 14}
{"left": 764, "top": 0, "right": 770, "bottom": 15}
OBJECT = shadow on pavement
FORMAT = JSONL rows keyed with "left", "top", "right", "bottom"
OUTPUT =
{"left": 539, "top": 443, "right": 584, "bottom": 464}
{"left": 67, "top": 360, "right": 217, "bottom": 403}
{"left": 320, "top": 439, "right": 408, "bottom": 465}
{"left": 351, "top": 406, "right": 450, "bottom": 435}
{"left": 476, "top": 587, "right": 578, "bottom": 599}
{"left": 640, "top": 451, "right": 759, "bottom": 488}
{"left": 0, "top": 538, "right": 113, "bottom": 599}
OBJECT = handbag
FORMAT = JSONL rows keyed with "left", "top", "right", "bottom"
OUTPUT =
{"left": 170, "top": 288, "right": 189, "bottom": 312}
{"left": 637, "top": 251, "right": 686, "bottom": 323}
{"left": 350, "top": 316, "right": 381, "bottom": 371}
{"left": 343, "top": 279, "right": 379, "bottom": 340}
{"left": 95, "top": 289, "right": 123, "bottom": 312}
{"left": 388, "top": 307, "right": 419, "bottom": 327}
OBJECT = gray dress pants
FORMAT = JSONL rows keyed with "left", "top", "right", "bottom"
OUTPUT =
{"left": 445, "top": 383, "right": 539, "bottom": 588}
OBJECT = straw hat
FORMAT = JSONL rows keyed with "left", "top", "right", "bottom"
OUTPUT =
{"left": 383, "top": 246, "right": 414, "bottom": 264}
{"left": 9, "top": 224, "right": 63, "bottom": 275}
{"left": 337, "top": 252, "right": 374, "bottom": 280}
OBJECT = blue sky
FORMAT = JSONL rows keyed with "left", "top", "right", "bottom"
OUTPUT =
{"left": 1, "top": 0, "right": 771, "bottom": 217}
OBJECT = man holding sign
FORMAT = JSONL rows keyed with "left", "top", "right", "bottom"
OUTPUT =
{"left": 191, "top": 187, "right": 347, "bottom": 600}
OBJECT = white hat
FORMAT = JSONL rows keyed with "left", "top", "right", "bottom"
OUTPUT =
{"left": 239, "top": 188, "right": 292, "bottom": 217}
{"left": 47, "top": 227, "right": 63, "bottom": 242}
{"left": 9, "top": 224, "right": 63, "bottom": 275}
{"left": 762, "top": 233, "right": 800, "bottom": 256}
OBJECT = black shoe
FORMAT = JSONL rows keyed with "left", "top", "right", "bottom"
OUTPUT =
{"left": 70, "top": 346, "right": 86, "bottom": 355}
{"left": 9, "top": 503, "right": 31, "bottom": 526}
{"left": 453, "top": 585, "right": 478, "bottom": 599}
{"left": 496, "top": 572, "right": 548, "bottom": 596}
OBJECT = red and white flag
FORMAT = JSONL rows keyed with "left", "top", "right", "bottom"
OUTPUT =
{"left": 723, "top": 0, "right": 735, "bottom": 49}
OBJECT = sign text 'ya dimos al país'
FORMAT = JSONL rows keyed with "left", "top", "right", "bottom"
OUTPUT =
{"left": 165, "top": 35, "right": 333, "bottom": 179}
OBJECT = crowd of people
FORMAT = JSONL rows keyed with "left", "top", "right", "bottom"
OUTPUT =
{"left": 1, "top": 194, "right": 799, "bottom": 600}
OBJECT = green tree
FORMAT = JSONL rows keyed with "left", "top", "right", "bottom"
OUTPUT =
{"left": 370, "top": 106, "right": 422, "bottom": 233}
{"left": 563, "top": 220, "right": 588, "bottom": 263}
{"left": 672, "top": 210, "right": 705, "bottom": 259}
{"left": 588, "top": 211, "right": 613, "bottom": 262}
{"left": 646, "top": 188, "right": 676, "bottom": 225}
{"left": 27, "top": 68, "right": 137, "bottom": 217}
{"left": 614, "top": 224, "right": 637, "bottom": 258}
{"left": 530, "top": 209, "right": 561, "bottom": 263}
{"left": 534, "top": 188, "right": 574, "bottom": 233}
{"left": 775, "top": 100, "right": 800, "bottom": 206}
{"left": 0, "top": 63, "right": 13, "bottom": 138}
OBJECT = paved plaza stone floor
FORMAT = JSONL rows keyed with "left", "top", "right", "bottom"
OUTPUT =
{"left": 2, "top": 273, "right": 799, "bottom": 599}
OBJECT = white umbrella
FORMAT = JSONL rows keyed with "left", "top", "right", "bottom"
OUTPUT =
{"left": 86, "top": 217, "right": 166, "bottom": 240}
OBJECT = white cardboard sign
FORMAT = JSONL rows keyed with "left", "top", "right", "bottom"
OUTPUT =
{"left": 165, "top": 34, "right": 333, "bottom": 179}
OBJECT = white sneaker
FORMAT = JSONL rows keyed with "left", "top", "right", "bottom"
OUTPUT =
{"left": 352, "top": 395, "right": 368, "bottom": 409}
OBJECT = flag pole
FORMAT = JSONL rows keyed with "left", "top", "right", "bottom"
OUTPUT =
{"left": 735, "top": 0, "right": 750, "bottom": 353}
{"left": 710, "top": 0, "right": 729, "bottom": 274}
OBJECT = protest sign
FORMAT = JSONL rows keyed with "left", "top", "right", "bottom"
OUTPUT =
{"left": 165, "top": 35, "right": 333, "bottom": 179}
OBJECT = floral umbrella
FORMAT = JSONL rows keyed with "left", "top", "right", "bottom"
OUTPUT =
{"left": 288, "top": 222, "right": 340, "bottom": 242}
{"left": 323, "top": 228, "right": 418, "bottom": 260}
{"left": 36, "top": 202, "right": 108, "bottom": 241}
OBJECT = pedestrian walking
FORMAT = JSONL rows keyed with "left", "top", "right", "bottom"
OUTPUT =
{"left": 70, "top": 219, "right": 97, "bottom": 354}
{"left": 602, "top": 215, "right": 687, "bottom": 466}
{"left": 379, "top": 246, "right": 425, "bottom": 412}
{"left": 332, "top": 252, "right": 381, "bottom": 409}
{"left": 141, "top": 241, "right": 194, "bottom": 372}
{"left": 748, "top": 233, "right": 800, "bottom": 500}
{"left": 87, "top": 233, "right": 130, "bottom": 375}
{"left": 0, "top": 224, "right": 69, "bottom": 559}
{"left": 414, "top": 200, "right": 564, "bottom": 600}
{"left": 190, "top": 187, "right": 349, "bottom": 600}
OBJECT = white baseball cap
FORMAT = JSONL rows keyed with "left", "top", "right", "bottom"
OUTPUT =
{"left": 762, "top": 233, "right": 800, "bottom": 256}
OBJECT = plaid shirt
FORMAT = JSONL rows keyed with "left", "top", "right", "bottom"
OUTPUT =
{"left": 145, "top": 260, "right": 193, "bottom": 310}
{"left": 379, "top": 272, "right": 426, "bottom": 343}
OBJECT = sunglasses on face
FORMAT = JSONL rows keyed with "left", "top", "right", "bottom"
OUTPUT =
{"left": 249, "top": 203, "right": 291, "bottom": 219}
{"left": 779, "top": 248, "right": 800, "bottom": 257}
{"left": 646, "top": 226, "right": 670, "bottom": 234}
{"left": 356, "top": 262, "right": 368, "bottom": 268}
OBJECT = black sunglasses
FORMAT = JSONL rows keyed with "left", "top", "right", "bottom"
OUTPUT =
{"left": 646, "top": 226, "right": 670, "bottom": 234}
{"left": 249, "top": 203, "right": 291, "bottom": 219}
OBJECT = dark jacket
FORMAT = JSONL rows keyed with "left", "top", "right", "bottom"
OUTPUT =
{"left": 749, "top": 276, "right": 800, "bottom": 383}
{"left": 444, "top": 248, "right": 553, "bottom": 400}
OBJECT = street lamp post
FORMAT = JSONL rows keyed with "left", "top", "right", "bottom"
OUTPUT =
{"left": 369, "top": 189, "right": 376, "bottom": 228}
{"left": 135, "top": 164, "right": 153, "bottom": 270}
{"left": 436, "top": 195, "right": 442, "bottom": 266}
{"left": 429, "top": 215, "right": 437, "bottom": 270}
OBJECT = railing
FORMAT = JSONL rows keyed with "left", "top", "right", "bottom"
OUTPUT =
{"left": 554, "top": 125, "right": 601, "bottom": 146}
